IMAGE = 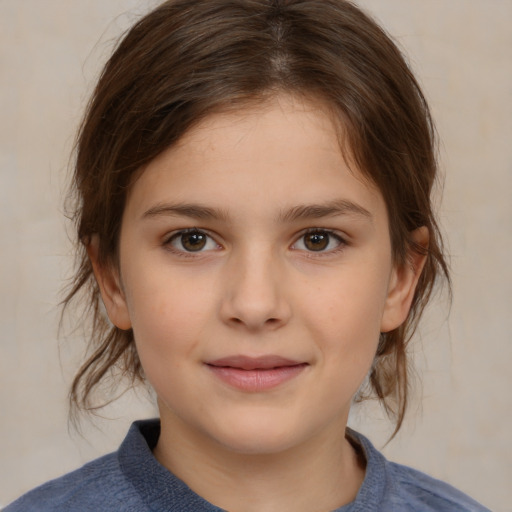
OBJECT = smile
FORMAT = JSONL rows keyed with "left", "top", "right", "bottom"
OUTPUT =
{"left": 205, "top": 356, "right": 309, "bottom": 392}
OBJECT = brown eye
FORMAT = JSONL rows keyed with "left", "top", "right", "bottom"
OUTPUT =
{"left": 181, "top": 231, "right": 207, "bottom": 251}
{"left": 168, "top": 230, "right": 218, "bottom": 253}
{"left": 292, "top": 230, "right": 344, "bottom": 253}
{"left": 303, "top": 232, "right": 330, "bottom": 251}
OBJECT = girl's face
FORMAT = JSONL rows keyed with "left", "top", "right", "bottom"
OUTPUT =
{"left": 95, "top": 94, "right": 422, "bottom": 455}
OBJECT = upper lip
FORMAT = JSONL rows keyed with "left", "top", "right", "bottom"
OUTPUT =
{"left": 206, "top": 355, "right": 305, "bottom": 370}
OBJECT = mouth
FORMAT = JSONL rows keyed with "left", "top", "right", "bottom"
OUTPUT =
{"left": 205, "top": 355, "right": 309, "bottom": 392}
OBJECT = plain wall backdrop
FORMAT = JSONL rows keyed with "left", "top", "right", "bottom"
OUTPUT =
{"left": 1, "top": 1, "right": 511, "bottom": 510}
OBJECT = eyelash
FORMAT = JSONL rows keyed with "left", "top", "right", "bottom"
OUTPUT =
{"left": 163, "top": 228, "right": 221, "bottom": 257}
{"left": 292, "top": 228, "right": 347, "bottom": 256}
{"left": 163, "top": 228, "right": 348, "bottom": 257}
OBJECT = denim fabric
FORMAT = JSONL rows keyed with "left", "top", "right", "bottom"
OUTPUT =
{"left": 5, "top": 419, "right": 490, "bottom": 511}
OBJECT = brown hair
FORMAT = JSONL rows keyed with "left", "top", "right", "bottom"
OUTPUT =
{"left": 65, "top": 0, "right": 450, "bottom": 434}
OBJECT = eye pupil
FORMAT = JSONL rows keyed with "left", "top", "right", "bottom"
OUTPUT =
{"left": 182, "top": 232, "right": 207, "bottom": 251}
{"left": 304, "top": 232, "right": 329, "bottom": 251}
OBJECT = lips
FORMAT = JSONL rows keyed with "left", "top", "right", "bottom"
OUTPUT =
{"left": 207, "top": 355, "right": 304, "bottom": 370}
{"left": 205, "top": 355, "right": 308, "bottom": 391}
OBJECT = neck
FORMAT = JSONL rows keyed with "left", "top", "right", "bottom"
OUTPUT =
{"left": 153, "top": 413, "right": 365, "bottom": 512}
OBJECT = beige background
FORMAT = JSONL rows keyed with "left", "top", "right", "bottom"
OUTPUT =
{"left": 1, "top": 1, "right": 511, "bottom": 510}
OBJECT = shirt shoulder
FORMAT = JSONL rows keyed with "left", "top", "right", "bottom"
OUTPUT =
{"left": 342, "top": 429, "right": 491, "bottom": 512}
{"left": 4, "top": 452, "right": 146, "bottom": 512}
{"left": 5, "top": 419, "right": 223, "bottom": 512}
{"left": 386, "top": 460, "right": 491, "bottom": 512}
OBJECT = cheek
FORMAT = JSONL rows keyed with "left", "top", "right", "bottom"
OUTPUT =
{"left": 124, "top": 271, "right": 214, "bottom": 372}
{"left": 299, "top": 266, "right": 389, "bottom": 363}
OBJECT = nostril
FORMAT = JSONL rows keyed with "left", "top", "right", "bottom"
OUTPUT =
{"left": 228, "top": 316, "right": 282, "bottom": 330}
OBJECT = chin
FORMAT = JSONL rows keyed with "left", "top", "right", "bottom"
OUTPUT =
{"left": 207, "top": 415, "right": 309, "bottom": 456}
{"left": 217, "top": 431, "right": 298, "bottom": 456}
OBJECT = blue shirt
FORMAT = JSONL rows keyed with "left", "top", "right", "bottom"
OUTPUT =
{"left": 5, "top": 419, "right": 490, "bottom": 511}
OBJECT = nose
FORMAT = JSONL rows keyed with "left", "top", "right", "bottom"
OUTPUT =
{"left": 219, "top": 248, "right": 292, "bottom": 332}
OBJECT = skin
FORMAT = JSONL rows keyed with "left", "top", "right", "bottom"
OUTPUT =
{"left": 90, "top": 94, "right": 427, "bottom": 512}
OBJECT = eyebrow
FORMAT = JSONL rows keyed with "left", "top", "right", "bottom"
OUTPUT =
{"left": 278, "top": 199, "right": 372, "bottom": 223}
{"left": 142, "top": 202, "right": 230, "bottom": 221}
{"left": 142, "top": 199, "right": 372, "bottom": 223}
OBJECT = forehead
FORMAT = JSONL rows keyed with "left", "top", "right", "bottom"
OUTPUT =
{"left": 124, "top": 94, "right": 386, "bottom": 226}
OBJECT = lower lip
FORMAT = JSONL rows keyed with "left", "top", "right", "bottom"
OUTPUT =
{"left": 206, "top": 364, "right": 308, "bottom": 392}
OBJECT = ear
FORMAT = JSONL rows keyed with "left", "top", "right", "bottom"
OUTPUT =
{"left": 87, "top": 235, "right": 132, "bottom": 330}
{"left": 380, "top": 227, "right": 429, "bottom": 333}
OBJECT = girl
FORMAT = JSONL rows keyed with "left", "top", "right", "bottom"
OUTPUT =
{"left": 6, "top": 1, "right": 490, "bottom": 510}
